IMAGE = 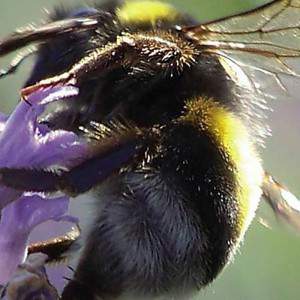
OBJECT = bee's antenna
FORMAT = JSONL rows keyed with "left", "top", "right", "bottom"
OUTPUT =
{"left": 0, "top": 16, "right": 99, "bottom": 56}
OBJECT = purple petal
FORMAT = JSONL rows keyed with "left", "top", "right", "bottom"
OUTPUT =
{"left": 30, "top": 130, "right": 88, "bottom": 168}
{"left": 0, "top": 86, "right": 83, "bottom": 168}
{"left": 0, "top": 86, "right": 87, "bottom": 285}
{"left": 0, "top": 188, "right": 22, "bottom": 211}
{"left": 0, "top": 194, "right": 74, "bottom": 285}
{"left": 0, "top": 86, "right": 88, "bottom": 209}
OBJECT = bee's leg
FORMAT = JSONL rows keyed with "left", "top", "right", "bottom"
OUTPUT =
{"left": 0, "top": 121, "right": 144, "bottom": 196}
{"left": 0, "top": 141, "right": 141, "bottom": 197}
{"left": 0, "top": 46, "right": 37, "bottom": 79}
{"left": 28, "top": 225, "right": 81, "bottom": 264}
{"left": 21, "top": 32, "right": 199, "bottom": 98}
{"left": 0, "top": 167, "right": 63, "bottom": 194}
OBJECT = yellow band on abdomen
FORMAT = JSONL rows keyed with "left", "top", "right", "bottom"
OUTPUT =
{"left": 181, "top": 97, "right": 263, "bottom": 236}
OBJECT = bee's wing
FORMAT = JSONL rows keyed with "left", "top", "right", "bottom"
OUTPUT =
{"left": 183, "top": 0, "right": 300, "bottom": 142}
{"left": 185, "top": 0, "right": 300, "bottom": 95}
{"left": 263, "top": 173, "right": 300, "bottom": 233}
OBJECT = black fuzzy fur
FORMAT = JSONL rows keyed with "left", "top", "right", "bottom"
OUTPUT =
{"left": 22, "top": 1, "right": 243, "bottom": 299}
{"left": 61, "top": 123, "right": 238, "bottom": 299}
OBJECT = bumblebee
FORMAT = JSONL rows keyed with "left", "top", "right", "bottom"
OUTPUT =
{"left": 0, "top": 0, "right": 300, "bottom": 299}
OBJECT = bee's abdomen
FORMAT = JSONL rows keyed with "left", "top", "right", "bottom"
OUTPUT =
{"left": 179, "top": 97, "right": 263, "bottom": 237}
{"left": 62, "top": 97, "right": 263, "bottom": 299}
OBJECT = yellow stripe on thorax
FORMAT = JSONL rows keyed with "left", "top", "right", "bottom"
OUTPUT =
{"left": 181, "top": 98, "right": 263, "bottom": 236}
{"left": 117, "top": 0, "right": 179, "bottom": 25}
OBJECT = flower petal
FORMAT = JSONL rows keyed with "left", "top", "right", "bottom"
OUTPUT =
{"left": 0, "top": 86, "right": 87, "bottom": 209}
{"left": 0, "top": 194, "right": 75, "bottom": 285}
{"left": 0, "top": 86, "right": 81, "bottom": 168}
{"left": 0, "top": 86, "right": 86, "bottom": 285}
{"left": 0, "top": 188, "right": 22, "bottom": 211}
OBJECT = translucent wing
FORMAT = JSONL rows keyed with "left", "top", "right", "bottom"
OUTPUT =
{"left": 183, "top": 0, "right": 300, "bottom": 142}
{"left": 184, "top": 0, "right": 300, "bottom": 97}
{"left": 263, "top": 173, "right": 300, "bottom": 233}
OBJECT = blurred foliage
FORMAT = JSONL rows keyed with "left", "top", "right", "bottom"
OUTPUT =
{"left": 0, "top": 1, "right": 300, "bottom": 300}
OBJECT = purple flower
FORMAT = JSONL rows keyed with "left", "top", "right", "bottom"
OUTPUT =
{"left": 0, "top": 86, "right": 87, "bottom": 287}
{"left": 0, "top": 87, "right": 87, "bottom": 209}
{"left": 0, "top": 194, "right": 72, "bottom": 287}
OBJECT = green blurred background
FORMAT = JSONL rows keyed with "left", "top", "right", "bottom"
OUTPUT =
{"left": 1, "top": 1, "right": 300, "bottom": 299}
